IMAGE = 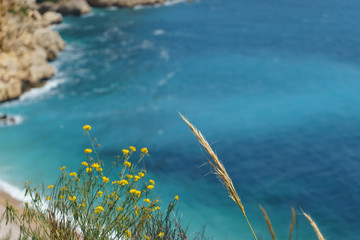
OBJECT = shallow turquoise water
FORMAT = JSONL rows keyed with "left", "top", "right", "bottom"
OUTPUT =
{"left": 1, "top": 0, "right": 360, "bottom": 239}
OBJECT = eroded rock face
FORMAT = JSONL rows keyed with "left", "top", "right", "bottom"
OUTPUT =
{"left": 0, "top": 7, "right": 65, "bottom": 102}
{"left": 87, "top": 0, "right": 166, "bottom": 8}
{"left": 43, "top": 11, "right": 63, "bottom": 24}
{"left": 37, "top": 0, "right": 91, "bottom": 15}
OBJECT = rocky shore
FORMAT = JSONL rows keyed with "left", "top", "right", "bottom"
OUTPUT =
{"left": 0, "top": 0, "right": 179, "bottom": 103}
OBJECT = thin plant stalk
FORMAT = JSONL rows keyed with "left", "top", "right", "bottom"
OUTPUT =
{"left": 302, "top": 210, "right": 325, "bottom": 240}
{"left": 259, "top": 205, "right": 276, "bottom": 240}
{"left": 180, "top": 113, "right": 258, "bottom": 240}
{"left": 289, "top": 207, "right": 296, "bottom": 240}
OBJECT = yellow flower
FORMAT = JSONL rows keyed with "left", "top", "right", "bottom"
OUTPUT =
{"left": 69, "top": 196, "right": 76, "bottom": 202}
{"left": 129, "top": 146, "right": 136, "bottom": 152}
{"left": 124, "top": 161, "right": 131, "bottom": 167}
{"left": 147, "top": 185, "right": 154, "bottom": 190}
{"left": 102, "top": 176, "right": 109, "bottom": 183}
{"left": 122, "top": 149, "right": 129, "bottom": 155}
{"left": 46, "top": 196, "right": 51, "bottom": 201}
{"left": 84, "top": 148, "right": 93, "bottom": 154}
{"left": 81, "top": 203, "right": 85, "bottom": 207}
{"left": 158, "top": 232, "right": 164, "bottom": 238}
{"left": 138, "top": 172, "right": 145, "bottom": 178}
{"left": 47, "top": 185, "right": 54, "bottom": 189}
{"left": 152, "top": 206, "right": 161, "bottom": 211}
{"left": 149, "top": 179, "right": 155, "bottom": 185}
{"left": 60, "top": 187, "right": 67, "bottom": 191}
{"left": 120, "top": 180, "right": 128, "bottom": 186}
{"left": 129, "top": 189, "right": 137, "bottom": 194}
{"left": 83, "top": 125, "right": 91, "bottom": 131}
{"left": 126, "top": 174, "right": 133, "bottom": 179}
{"left": 25, "top": 202, "right": 29, "bottom": 206}
{"left": 144, "top": 235, "right": 151, "bottom": 240}
{"left": 141, "top": 148, "right": 148, "bottom": 154}
{"left": 134, "top": 176, "right": 140, "bottom": 182}
{"left": 96, "top": 167, "right": 103, "bottom": 172}
{"left": 91, "top": 163, "right": 100, "bottom": 168}
{"left": 81, "top": 161, "right": 88, "bottom": 166}
{"left": 59, "top": 195, "right": 64, "bottom": 199}
{"left": 94, "top": 206, "right": 104, "bottom": 214}
{"left": 175, "top": 195, "right": 179, "bottom": 200}
{"left": 86, "top": 168, "right": 92, "bottom": 173}
{"left": 69, "top": 172, "right": 77, "bottom": 177}
{"left": 135, "top": 190, "right": 141, "bottom": 197}
{"left": 117, "top": 207, "right": 123, "bottom": 212}
{"left": 59, "top": 166, "right": 66, "bottom": 170}
{"left": 97, "top": 191, "right": 103, "bottom": 197}
{"left": 143, "top": 198, "right": 151, "bottom": 203}
{"left": 125, "top": 230, "right": 131, "bottom": 238}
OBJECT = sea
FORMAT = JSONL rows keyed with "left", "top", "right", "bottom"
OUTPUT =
{"left": 1, "top": 0, "right": 360, "bottom": 239}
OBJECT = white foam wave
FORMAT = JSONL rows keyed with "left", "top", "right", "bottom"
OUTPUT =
{"left": 153, "top": 29, "right": 165, "bottom": 36}
{"left": 0, "top": 179, "right": 26, "bottom": 202}
{"left": 0, "top": 114, "right": 24, "bottom": 127}
{"left": 133, "top": 0, "right": 187, "bottom": 10}
{"left": 19, "top": 78, "right": 66, "bottom": 102}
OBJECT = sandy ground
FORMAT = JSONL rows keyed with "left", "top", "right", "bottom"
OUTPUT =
{"left": 0, "top": 190, "right": 23, "bottom": 240}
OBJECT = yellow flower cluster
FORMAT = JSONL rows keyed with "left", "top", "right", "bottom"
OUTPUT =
{"left": 86, "top": 168, "right": 92, "bottom": 173}
{"left": 141, "top": 148, "right": 148, "bottom": 154}
{"left": 122, "top": 149, "right": 129, "bottom": 155}
{"left": 95, "top": 206, "right": 104, "bottom": 214}
{"left": 129, "top": 146, "right": 136, "bottom": 152}
{"left": 97, "top": 191, "right": 103, "bottom": 197}
{"left": 138, "top": 172, "right": 145, "bottom": 178}
{"left": 143, "top": 198, "right": 151, "bottom": 203}
{"left": 117, "top": 207, "right": 124, "bottom": 212}
{"left": 84, "top": 148, "right": 92, "bottom": 154}
{"left": 129, "top": 189, "right": 141, "bottom": 197}
{"left": 59, "top": 166, "right": 66, "bottom": 170}
{"left": 153, "top": 206, "right": 161, "bottom": 211}
{"left": 158, "top": 232, "right": 164, "bottom": 238}
{"left": 69, "top": 172, "right": 77, "bottom": 177}
{"left": 134, "top": 175, "right": 140, "bottom": 182}
{"left": 81, "top": 161, "right": 88, "bottom": 166}
{"left": 126, "top": 174, "right": 133, "bottom": 179}
{"left": 125, "top": 230, "right": 131, "bottom": 238}
{"left": 147, "top": 185, "right": 154, "bottom": 190}
{"left": 60, "top": 187, "right": 67, "bottom": 191}
{"left": 47, "top": 185, "right": 54, "bottom": 189}
{"left": 69, "top": 196, "right": 76, "bottom": 202}
{"left": 124, "top": 161, "right": 131, "bottom": 167}
{"left": 121, "top": 180, "right": 129, "bottom": 186}
{"left": 175, "top": 195, "right": 179, "bottom": 200}
{"left": 149, "top": 179, "right": 155, "bottom": 185}
{"left": 46, "top": 196, "right": 51, "bottom": 201}
{"left": 102, "top": 176, "right": 109, "bottom": 183}
{"left": 83, "top": 125, "right": 91, "bottom": 131}
{"left": 59, "top": 195, "right": 64, "bottom": 199}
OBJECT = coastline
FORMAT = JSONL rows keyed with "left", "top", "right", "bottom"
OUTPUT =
{"left": 0, "top": 187, "right": 24, "bottom": 239}
{"left": 0, "top": 0, "right": 185, "bottom": 106}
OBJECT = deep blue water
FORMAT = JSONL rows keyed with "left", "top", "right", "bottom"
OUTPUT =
{"left": 1, "top": 0, "right": 360, "bottom": 239}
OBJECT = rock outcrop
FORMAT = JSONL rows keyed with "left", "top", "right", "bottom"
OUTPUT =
{"left": 87, "top": 0, "right": 166, "bottom": 8}
{"left": 0, "top": 0, "right": 65, "bottom": 103}
{"left": 36, "top": 0, "right": 91, "bottom": 15}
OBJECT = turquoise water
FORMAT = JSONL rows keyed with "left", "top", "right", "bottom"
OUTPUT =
{"left": 1, "top": 0, "right": 360, "bottom": 238}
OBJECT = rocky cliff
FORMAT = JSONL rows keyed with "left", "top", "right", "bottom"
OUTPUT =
{"left": 0, "top": 0, "right": 65, "bottom": 102}
{"left": 0, "top": 0, "right": 178, "bottom": 103}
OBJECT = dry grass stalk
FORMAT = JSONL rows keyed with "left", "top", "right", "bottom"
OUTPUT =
{"left": 302, "top": 210, "right": 325, "bottom": 240}
{"left": 259, "top": 205, "right": 276, "bottom": 240}
{"left": 289, "top": 207, "right": 296, "bottom": 240}
{"left": 179, "top": 113, "right": 258, "bottom": 240}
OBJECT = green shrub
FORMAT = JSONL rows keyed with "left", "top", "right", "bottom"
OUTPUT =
{"left": 3, "top": 125, "right": 207, "bottom": 240}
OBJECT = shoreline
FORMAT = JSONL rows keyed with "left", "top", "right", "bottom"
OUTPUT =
{"left": 0, "top": 0, "right": 187, "bottom": 106}
{"left": 0, "top": 186, "right": 24, "bottom": 239}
